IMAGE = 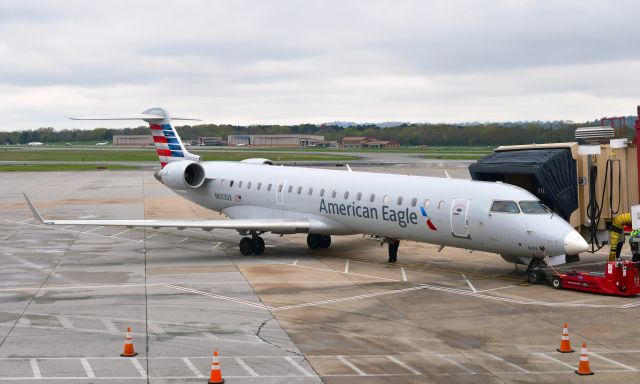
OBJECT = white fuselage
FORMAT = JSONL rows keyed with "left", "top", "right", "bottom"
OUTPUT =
{"left": 172, "top": 161, "right": 579, "bottom": 259}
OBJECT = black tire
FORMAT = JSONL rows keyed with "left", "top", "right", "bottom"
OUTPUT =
{"left": 253, "top": 236, "right": 265, "bottom": 255}
{"left": 307, "top": 234, "right": 320, "bottom": 249}
{"left": 239, "top": 237, "right": 254, "bottom": 256}
{"left": 527, "top": 271, "right": 539, "bottom": 284}
{"left": 319, "top": 235, "right": 331, "bottom": 249}
{"left": 551, "top": 276, "right": 562, "bottom": 289}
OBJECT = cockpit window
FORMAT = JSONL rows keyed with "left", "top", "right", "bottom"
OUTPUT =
{"left": 519, "top": 201, "right": 548, "bottom": 214}
{"left": 490, "top": 200, "right": 520, "bottom": 213}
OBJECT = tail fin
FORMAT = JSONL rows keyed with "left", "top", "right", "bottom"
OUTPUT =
{"left": 70, "top": 107, "right": 200, "bottom": 168}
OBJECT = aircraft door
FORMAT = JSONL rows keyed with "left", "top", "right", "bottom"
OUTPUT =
{"left": 451, "top": 199, "right": 470, "bottom": 239}
{"left": 276, "top": 180, "right": 285, "bottom": 205}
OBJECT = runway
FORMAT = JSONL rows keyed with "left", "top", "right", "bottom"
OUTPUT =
{"left": 0, "top": 169, "right": 638, "bottom": 383}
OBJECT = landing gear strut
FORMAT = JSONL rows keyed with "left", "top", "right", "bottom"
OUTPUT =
{"left": 239, "top": 234, "right": 265, "bottom": 256}
{"left": 526, "top": 257, "right": 548, "bottom": 284}
{"left": 307, "top": 234, "right": 331, "bottom": 249}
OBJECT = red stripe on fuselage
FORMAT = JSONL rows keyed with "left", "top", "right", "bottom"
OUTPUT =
{"left": 149, "top": 124, "right": 162, "bottom": 130}
{"left": 153, "top": 136, "right": 168, "bottom": 143}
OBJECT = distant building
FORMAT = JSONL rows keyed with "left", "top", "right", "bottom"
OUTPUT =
{"left": 227, "top": 134, "right": 325, "bottom": 148}
{"left": 340, "top": 137, "right": 400, "bottom": 149}
{"left": 199, "top": 136, "right": 227, "bottom": 146}
{"left": 113, "top": 135, "right": 153, "bottom": 146}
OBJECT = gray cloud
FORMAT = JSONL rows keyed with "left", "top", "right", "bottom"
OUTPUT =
{"left": 0, "top": 0, "right": 639, "bottom": 130}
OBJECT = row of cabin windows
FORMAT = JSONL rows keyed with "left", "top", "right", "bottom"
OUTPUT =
{"left": 220, "top": 179, "right": 446, "bottom": 209}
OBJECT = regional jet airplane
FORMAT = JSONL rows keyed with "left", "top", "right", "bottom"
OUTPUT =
{"left": 24, "top": 108, "right": 589, "bottom": 269}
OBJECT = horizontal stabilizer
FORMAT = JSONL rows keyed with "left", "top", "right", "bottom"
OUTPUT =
{"left": 70, "top": 114, "right": 200, "bottom": 121}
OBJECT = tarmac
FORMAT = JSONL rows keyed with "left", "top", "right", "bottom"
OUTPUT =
{"left": 0, "top": 165, "right": 639, "bottom": 383}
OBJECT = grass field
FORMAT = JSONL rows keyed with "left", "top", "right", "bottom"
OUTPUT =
{"left": 0, "top": 164, "right": 136, "bottom": 172}
{"left": 0, "top": 148, "right": 358, "bottom": 162}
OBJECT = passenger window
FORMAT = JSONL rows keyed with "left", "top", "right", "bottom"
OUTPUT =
{"left": 424, "top": 199, "right": 430, "bottom": 209}
{"left": 297, "top": 186, "right": 302, "bottom": 194}
{"left": 356, "top": 192, "right": 362, "bottom": 201}
{"left": 370, "top": 194, "right": 375, "bottom": 202}
{"left": 230, "top": 180, "right": 234, "bottom": 187}
{"left": 257, "top": 182, "right": 262, "bottom": 190}
{"left": 518, "top": 201, "right": 547, "bottom": 214}
{"left": 438, "top": 200, "right": 445, "bottom": 209}
{"left": 491, "top": 200, "right": 520, "bottom": 213}
{"left": 397, "top": 196, "right": 403, "bottom": 205}
{"left": 411, "top": 198, "right": 417, "bottom": 207}
{"left": 238, "top": 181, "right": 243, "bottom": 188}
{"left": 268, "top": 184, "right": 273, "bottom": 191}
{"left": 308, "top": 187, "right": 313, "bottom": 195}
{"left": 247, "top": 182, "right": 251, "bottom": 189}
{"left": 344, "top": 191, "right": 349, "bottom": 199}
{"left": 288, "top": 185, "right": 293, "bottom": 193}
{"left": 331, "top": 190, "right": 337, "bottom": 198}
{"left": 383, "top": 195, "right": 389, "bottom": 204}
{"left": 320, "top": 189, "right": 325, "bottom": 197}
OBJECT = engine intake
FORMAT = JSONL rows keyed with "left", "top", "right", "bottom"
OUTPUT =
{"left": 161, "top": 161, "right": 206, "bottom": 190}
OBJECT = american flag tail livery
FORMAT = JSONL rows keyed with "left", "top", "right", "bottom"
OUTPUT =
{"left": 70, "top": 107, "right": 201, "bottom": 168}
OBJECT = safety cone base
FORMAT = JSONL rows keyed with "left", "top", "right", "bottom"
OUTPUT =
{"left": 120, "top": 352, "right": 138, "bottom": 357}
{"left": 208, "top": 379, "right": 224, "bottom": 384}
{"left": 575, "top": 369, "right": 594, "bottom": 376}
{"left": 557, "top": 348, "right": 574, "bottom": 353}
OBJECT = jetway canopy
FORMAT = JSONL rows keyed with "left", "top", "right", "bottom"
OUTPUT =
{"left": 469, "top": 148, "right": 578, "bottom": 220}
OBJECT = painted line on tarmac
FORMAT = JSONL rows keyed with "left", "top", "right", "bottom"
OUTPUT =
{"left": 437, "top": 355, "right": 476, "bottom": 374}
{"left": 481, "top": 352, "right": 529, "bottom": 373}
{"left": 589, "top": 352, "right": 638, "bottom": 371}
{"left": 535, "top": 352, "right": 575, "bottom": 370}
{"left": 285, "top": 357, "right": 315, "bottom": 377}
{"left": 182, "top": 357, "right": 205, "bottom": 378}
{"left": 235, "top": 357, "right": 259, "bottom": 376}
{"left": 461, "top": 274, "right": 477, "bottom": 292}
{"left": 401, "top": 267, "right": 407, "bottom": 281}
{"left": 162, "top": 283, "right": 273, "bottom": 310}
{"left": 337, "top": 356, "right": 367, "bottom": 376}
{"left": 29, "top": 359, "right": 41, "bottom": 379}
{"left": 130, "top": 358, "right": 147, "bottom": 377}
{"left": 80, "top": 358, "right": 95, "bottom": 378}
{"left": 386, "top": 355, "right": 421, "bottom": 375}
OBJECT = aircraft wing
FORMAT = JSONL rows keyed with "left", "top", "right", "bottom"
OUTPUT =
{"left": 23, "top": 194, "right": 309, "bottom": 234}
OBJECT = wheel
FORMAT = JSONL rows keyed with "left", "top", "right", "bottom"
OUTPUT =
{"left": 239, "top": 237, "right": 254, "bottom": 255}
{"left": 307, "top": 234, "right": 320, "bottom": 249}
{"left": 527, "top": 271, "right": 539, "bottom": 284}
{"left": 253, "top": 236, "right": 265, "bottom": 255}
{"left": 551, "top": 276, "right": 562, "bottom": 289}
{"left": 319, "top": 235, "right": 331, "bottom": 248}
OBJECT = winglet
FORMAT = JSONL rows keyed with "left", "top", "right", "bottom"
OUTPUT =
{"left": 23, "top": 193, "right": 45, "bottom": 224}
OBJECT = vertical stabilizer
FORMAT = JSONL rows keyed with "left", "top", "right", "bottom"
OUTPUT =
{"left": 70, "top": 108, "right": 201, "bottom": 168}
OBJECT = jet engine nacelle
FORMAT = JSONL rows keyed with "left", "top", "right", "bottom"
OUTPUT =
{"left": 161, "top": 160, "right": 206, "bottom": 190}
{"left": 240, "top": 158, "right": 275, "bottom": 165}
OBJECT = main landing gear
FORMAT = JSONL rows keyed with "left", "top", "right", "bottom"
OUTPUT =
{"left": 239, "top": 234, "right": 265, "bottom": 256}
{"left": 307, "top": 234, "right": 331, "bottom": 250}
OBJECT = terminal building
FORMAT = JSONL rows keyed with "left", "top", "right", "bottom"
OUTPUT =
{"left": 112, "top": 135, "right": 153, "bottom": 146}
{"left": 227, "top": 134, "right": 325, "bottom": 148}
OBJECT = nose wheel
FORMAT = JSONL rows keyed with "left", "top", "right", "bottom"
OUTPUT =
{"left": 239, "top": 235, "right": 265, "bottom": 256}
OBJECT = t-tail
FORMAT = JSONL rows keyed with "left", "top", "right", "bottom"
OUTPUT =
{"left": 70, "top": 108, "right": 200, "bottom": 168}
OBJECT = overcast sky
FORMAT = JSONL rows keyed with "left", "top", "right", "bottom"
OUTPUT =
{"left": 1, "top": 0, "right": 639, "bottom": 131}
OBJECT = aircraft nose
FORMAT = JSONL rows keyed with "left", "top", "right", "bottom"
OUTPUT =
{"left": 563, "top": 231, "right": 589, "bottom": 255}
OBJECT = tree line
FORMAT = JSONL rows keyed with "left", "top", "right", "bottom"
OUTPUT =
{"left": 1, "top": 119, "right": 635, "bottom": 147}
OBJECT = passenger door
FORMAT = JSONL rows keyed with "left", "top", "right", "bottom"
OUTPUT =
{"left": 451, "top": 198, "right": 470, "bottom": 239}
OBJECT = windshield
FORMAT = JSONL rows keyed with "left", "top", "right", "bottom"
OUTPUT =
{"left": 491, "top": 200, "right": 520, "bottom": 213}
{"left": 519, "top": 201, "right": 548, "bottom": 214}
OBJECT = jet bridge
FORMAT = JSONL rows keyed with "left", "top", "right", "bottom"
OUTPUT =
{"left": 469, "top": 147, "right": 579, "bottom": 221}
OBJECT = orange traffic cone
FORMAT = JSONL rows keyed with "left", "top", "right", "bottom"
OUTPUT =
{"left": 208, "top": 350, "right": 224, "bottom": 384}
{"left": 120, "top": 326, "right": 138, "bottom": 357}
{"left": 557, "top": 323, "right": 574, "bottom": 353}
{"left": 575, "top": 342, "right": 594, "bottom": 375}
